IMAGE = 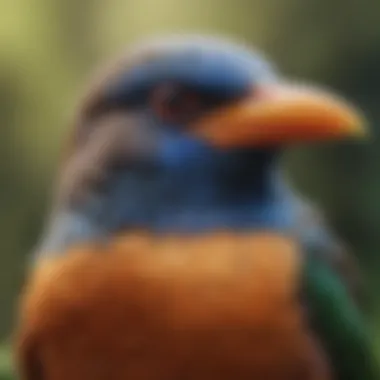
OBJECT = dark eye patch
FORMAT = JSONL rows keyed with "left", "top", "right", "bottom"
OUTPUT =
{"left": 149, "top": 82, "right": 235, "bottom": 124}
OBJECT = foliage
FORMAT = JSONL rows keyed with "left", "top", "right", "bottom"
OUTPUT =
{"left": 0, "top": 346, "right": 13, "bottom": 380}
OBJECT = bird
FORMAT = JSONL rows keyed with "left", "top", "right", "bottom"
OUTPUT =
{"left": 14, "top": 35, "right": 379, "bottom": 380}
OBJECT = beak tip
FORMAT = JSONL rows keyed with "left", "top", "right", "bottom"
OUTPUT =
{"left": 345, "top": 113, "right": 369, "bottom": 140}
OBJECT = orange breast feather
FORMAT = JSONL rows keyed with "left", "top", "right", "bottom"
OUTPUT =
{"left": 15, "top": 232, "right": 331, "bottom": 380}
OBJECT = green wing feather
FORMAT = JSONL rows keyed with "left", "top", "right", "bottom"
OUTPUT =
{"left": 303, "top": 254, "right": 379, "bottom": 380}
{"left": 295, "top": 198, "right": 380, "bottom": 379}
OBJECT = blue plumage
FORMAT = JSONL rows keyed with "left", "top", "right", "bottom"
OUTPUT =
{"left": 97, "top": 143, "right": 296, "bottom": 233}
{"left": 36, "top": 35, "right": 362, "bottom": 256}
{"left": 105, "top": 40, "right": 276, "bottom": 106}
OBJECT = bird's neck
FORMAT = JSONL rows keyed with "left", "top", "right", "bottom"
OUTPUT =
{"left": 34, "top": 150, "right": 299, "bottom": 257}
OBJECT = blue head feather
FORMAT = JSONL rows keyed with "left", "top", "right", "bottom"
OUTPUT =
{"left": 36, "top": 37, "right": 300, "bottom": 255}
{"left": 105, "top": 38, "right": 277, "bottom": 106}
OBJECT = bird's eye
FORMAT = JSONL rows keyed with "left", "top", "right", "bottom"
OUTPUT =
{"left": 150, "top": 83, "right": 205, "bottom": 124}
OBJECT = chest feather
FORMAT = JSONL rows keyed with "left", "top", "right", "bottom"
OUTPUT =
{"left": 18, "top": 232, "right": 331, "bottom": 380}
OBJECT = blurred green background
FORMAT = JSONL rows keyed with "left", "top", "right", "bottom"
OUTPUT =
{"left": 1, "top": 0, "right": 380, "bottom": 378}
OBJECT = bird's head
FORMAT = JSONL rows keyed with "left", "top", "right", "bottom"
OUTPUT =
{"left": 38, "top": 35, "right": 367, "bottom": 254}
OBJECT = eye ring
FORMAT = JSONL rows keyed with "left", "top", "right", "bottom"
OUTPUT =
{"left": 150, "top": 83, "right": 203, "bottom": 123}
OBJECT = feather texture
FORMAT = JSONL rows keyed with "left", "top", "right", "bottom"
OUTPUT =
{"left": 16, "top": 232, "right": 330, "bottom": 380}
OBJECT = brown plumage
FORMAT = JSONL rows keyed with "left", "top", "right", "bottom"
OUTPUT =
{"left": 16, "top": 233, "right": 331, "bottom": 380}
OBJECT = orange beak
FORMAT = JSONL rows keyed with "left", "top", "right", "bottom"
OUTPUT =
{"left": 191, "top": 83, "right": 368, "bottom": 148}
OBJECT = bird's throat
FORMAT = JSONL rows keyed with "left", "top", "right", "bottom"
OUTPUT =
{"left": 34, "top": 150, "right": 297, "bottom": 257}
